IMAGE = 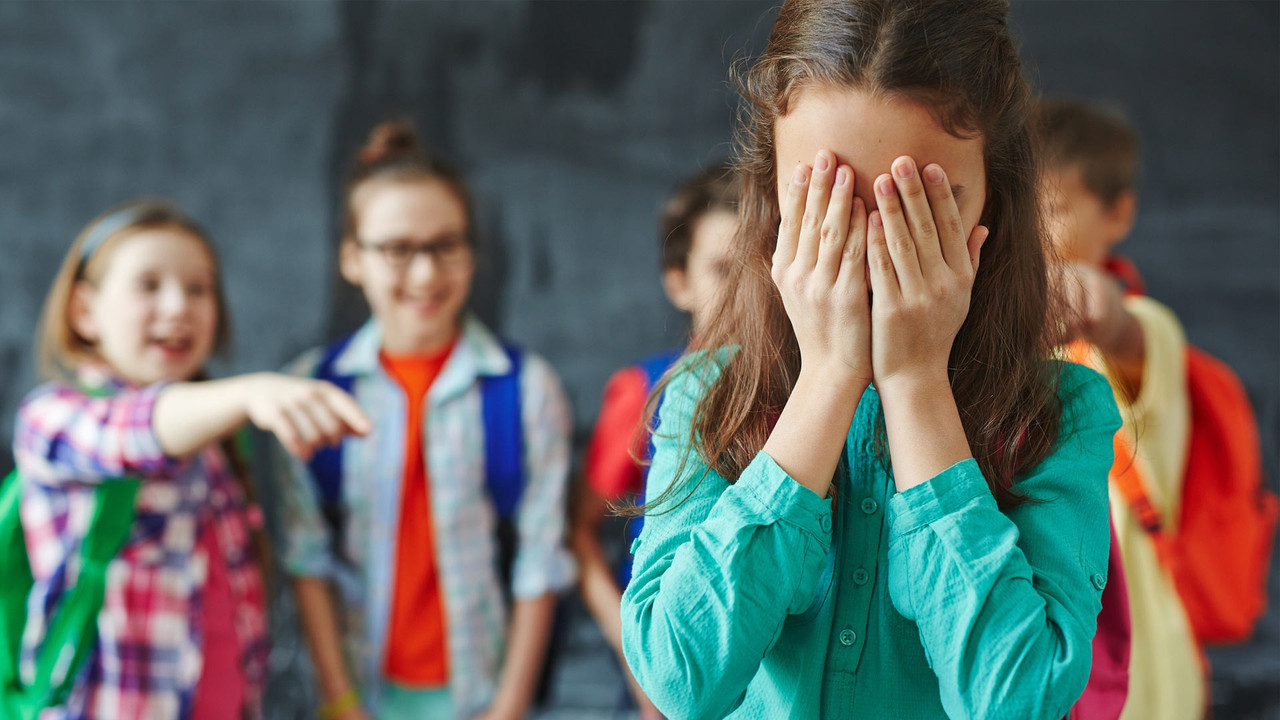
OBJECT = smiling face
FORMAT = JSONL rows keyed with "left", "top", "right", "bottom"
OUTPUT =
{"left": 774, "top": 86, "right": 987, "bottom": 237}
{"left": 341, "top": 177, "right": 474, "bottom": 354}
{"left": 71, "top": 226, "right": 220, "bottom": 385}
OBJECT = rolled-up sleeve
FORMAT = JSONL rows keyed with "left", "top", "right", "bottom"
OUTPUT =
{"left": 510, "top": 354, "right": 576, "bottom": 599}
{"left": 886, "top": 363, "right": 1122, "bottom": 720}
{"left": 621, "top": 358, "right": 833, "bottom": 720}
{"left": 14, "top": 382, "right": 178, "bottom": 485}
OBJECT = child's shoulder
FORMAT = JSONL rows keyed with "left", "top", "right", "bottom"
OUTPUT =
{"left": 1047, "top": 359, "right": 1122, "bottom": 437}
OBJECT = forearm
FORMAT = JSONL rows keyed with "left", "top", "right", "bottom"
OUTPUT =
{"left": 878, "top": 373, "right": 972, "bottom": 492}
{"left": 152, "top": 375, "right": 260, "bottom": 457}
{"left": 572, "top": 522, "right": 626, "bottom": 655}
{"left": 761, "top": 365, "right": 867, "bottom": 497}
{"left": 488, "top": 593, "right": 557, "bottom": 718}
{"left": 293, "top": 576, "right": 359, "bottom": 704}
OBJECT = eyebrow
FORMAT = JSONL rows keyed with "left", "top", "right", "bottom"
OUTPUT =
{"left": 951, "top": 184, "right": 966, "bottom": 198}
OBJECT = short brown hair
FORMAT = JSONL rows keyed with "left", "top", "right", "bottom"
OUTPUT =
{"left": 36, "top": 200, "right": 232, "bottom": 382}
{"left": 1034, "top": 97, "right": 1139, "bottom": 206}
{"left": 658, "top": 161, "right": 740, "bottom": 271}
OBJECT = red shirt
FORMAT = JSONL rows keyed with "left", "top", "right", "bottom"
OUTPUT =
{"left": 584, "top": 366, "right": 651, "bottom": 500}
{"left": 381, "top": 340, "right": 456, "bottom": 686}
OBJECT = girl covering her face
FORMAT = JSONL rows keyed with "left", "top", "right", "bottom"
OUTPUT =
{"left": 621, "top": 2, "right": 1121, "bottom": 718}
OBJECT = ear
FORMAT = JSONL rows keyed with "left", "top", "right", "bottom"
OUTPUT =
{"left": 1104, "top": 191, "right": 1138, "bottom": 245}
{"left": 662, "top": 266, "right": 694, "bottom": 313}
{"left": 68, "top": 281, "right": 100, "bottom": 344}
{"left": 339, "top": 238, "right": 364, "bottom": 286}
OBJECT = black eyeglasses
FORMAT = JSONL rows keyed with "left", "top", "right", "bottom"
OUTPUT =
{"left": 356, "top": 236, "right": 471, "bottom": 271}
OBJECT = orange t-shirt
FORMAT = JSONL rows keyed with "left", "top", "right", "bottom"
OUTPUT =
{"left": 381, "top": 339, "right": 456, "bottom": 686}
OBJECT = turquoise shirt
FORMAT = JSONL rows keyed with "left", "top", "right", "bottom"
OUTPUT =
{"left": 621, "top": 358, "right": 1121, "bottom": 719}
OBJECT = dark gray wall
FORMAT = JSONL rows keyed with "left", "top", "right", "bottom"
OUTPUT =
{"left": 0, "top": 2, "right": 1275, "bottom": 718}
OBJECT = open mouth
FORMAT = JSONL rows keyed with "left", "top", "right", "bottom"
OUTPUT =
{"left": 150, "top": 335, "right": 195, "bottom": 358}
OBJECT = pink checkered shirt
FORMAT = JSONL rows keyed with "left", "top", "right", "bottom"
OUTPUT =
{"left": 13, "top": 373, "right": 268, "bottom": 720}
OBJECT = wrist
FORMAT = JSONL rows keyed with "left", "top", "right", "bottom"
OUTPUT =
{"left": 796, "top": 361, "right": 869, "bottom": 400}
{"left": 874, "top": 368, "right": 951, "bottom": 404}
{"left": 318, "top": 687, "right": 360, "bottom": 720}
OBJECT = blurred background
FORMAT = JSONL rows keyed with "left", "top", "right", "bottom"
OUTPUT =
{"left": 0, "top": 1, "right": 1275, "bottom": 718}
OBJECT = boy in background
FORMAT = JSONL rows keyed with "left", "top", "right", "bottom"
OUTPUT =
{"left": 1036, "top": 98, "right": 1204, "bottom": 720}
{"left": 572, "top": 162, "right": 739, "bottom": 719}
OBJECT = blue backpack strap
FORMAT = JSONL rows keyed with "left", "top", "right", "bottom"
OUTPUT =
{"left": 306, "top": 334, "right": 357, "bottom": 564}
{"left": 307, "top": 335, "right": 357, "bottom": 507}
{"left": 636, "top": 347, "right": 684, "bottom": 393}
{"left": 635, "top": 347, "right": 684, "bottom": 487}
{"left": 480, "top": 342, "right": 525, "bottom": 599}
{"left": 618, "top": 348, "right": 684, "bottom": 586}
{"left": 481, "top": 343, "right": 525, "bottom": 521}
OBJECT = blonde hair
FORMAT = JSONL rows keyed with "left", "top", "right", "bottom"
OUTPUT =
{"left": 36, "top": 199, "right": 232, "bottom": 382}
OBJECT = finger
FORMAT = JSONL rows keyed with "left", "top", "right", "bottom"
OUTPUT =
{"left": 891, "top": 157, "right": 946, "bottom": 276}
{"left": 866, "top": 209, "right": 900, "bottom": 301}
{"left": 814, "top": 164, "right": 854, "bottom": 283}
{"left": 264, "top": 409, "right": 308, "bottom": 460}
{"left": 920, "top": 163, "right": 969, "bottom": 273}
{"left": 322, "top": 383, "right": 373, "bottom": 436}
{"left": 284, "top": 405, "right": 323, "bottom": 452}
{"left": 967, "top": 224, "right": 989, "bottom": 277}
{"left": 794, "top": 150, "right": 837, "bottom": 269}
{"left": 773, "top": 163, "right": 810, "bottom": 270}
{"left": 874, "top": 173, "right": 923, "bottom": 292}
{"left": 300, "top": 399, "right": 344, "bottom": 447}
{"left": 835, "top": 196, "right": 868, "bottom": 289}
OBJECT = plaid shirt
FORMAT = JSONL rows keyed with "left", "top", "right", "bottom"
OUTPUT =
{"left": 277, "top": 317, "right": 576, "bottom": 718}
{"left": 13, "top": 371, "right": 269, "bottom": 720}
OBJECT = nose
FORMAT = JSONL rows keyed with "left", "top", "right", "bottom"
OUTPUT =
{"left": 404, "top": 250, "right": 442, "bottom": 286}
{"left": 157, "top": 280, "right": 191, "bottom": 317}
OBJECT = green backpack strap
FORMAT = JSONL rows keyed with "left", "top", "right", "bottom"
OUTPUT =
{"left": 0, "top": 470, "right": 139, "bottom": 720}
{"left": 0, "top": 470, "right": 35, "bottom": 714}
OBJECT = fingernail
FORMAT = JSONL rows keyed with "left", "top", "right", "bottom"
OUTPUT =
{"left": 814, "top": 152, "right": 830, "bottom": 172}
{"left": 793, "top": 164, "right": 808, "bottom": 185}
{"left": 876, "top": 176, "right": 895, "bottom": 196}
{"left": 870, "top": 211, "right": 883, "bottom": 228}
{"left": 924, "top": 164, "right": 945, "bottom": 185}
{"left": 835, "top": 168, "right": 848, "bottom": 187}
{"left": 894, "top": 158, "right": 915, "bottom": 179}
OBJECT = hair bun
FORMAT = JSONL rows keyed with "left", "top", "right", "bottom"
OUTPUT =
{"left": 358, "top": 120, "right": 420, "bottom": 166}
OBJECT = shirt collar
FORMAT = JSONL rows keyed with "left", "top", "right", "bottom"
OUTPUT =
{"left": 331, "top": 315, "right": 514, "bottom": 402}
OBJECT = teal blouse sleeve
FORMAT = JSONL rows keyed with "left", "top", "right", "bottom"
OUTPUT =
{"left": 886, "top": 362, "right": 1122, "bottom": 720}
{"left": 620, "top": 356, "right": 835, "bottom": 720}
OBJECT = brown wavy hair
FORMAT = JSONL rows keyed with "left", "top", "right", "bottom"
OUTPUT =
{"left": 646, "top": 0, "right": 1061, "bottom": 512}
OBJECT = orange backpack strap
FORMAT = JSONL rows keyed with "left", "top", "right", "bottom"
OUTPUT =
{"left": 1107, "top": 431, "right": 1176, "bottom": 568}
{"left": 1064, "top": 340, "right": 1176, "bottom": 568}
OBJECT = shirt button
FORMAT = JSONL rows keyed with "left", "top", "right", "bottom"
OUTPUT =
{"left": 1092, "top": 573, "right": 1106, "bottom": 590}
{"left": 839, "top": 628, "right": 857, "bottom": 646}
{"left": 853, "top": 568, "right": 869, "bottom": 586}
{"left": 861, "top": 498, "right": 878, "bottom": 515}
{"left": 819, "top": 515, "right": 832, "bottom": 533}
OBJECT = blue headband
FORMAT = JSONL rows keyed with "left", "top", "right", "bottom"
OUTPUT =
{"left": 77, "top": 206, "right": 150, "bottom": 272}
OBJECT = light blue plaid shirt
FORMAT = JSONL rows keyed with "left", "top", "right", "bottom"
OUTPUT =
{"left": 277, "top": 317, "right": 575, "bottom": 718}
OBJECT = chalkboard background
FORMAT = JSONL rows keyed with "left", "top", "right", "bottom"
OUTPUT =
{"left": 0, "top": 2, "right": 1275, "bottom": 718}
